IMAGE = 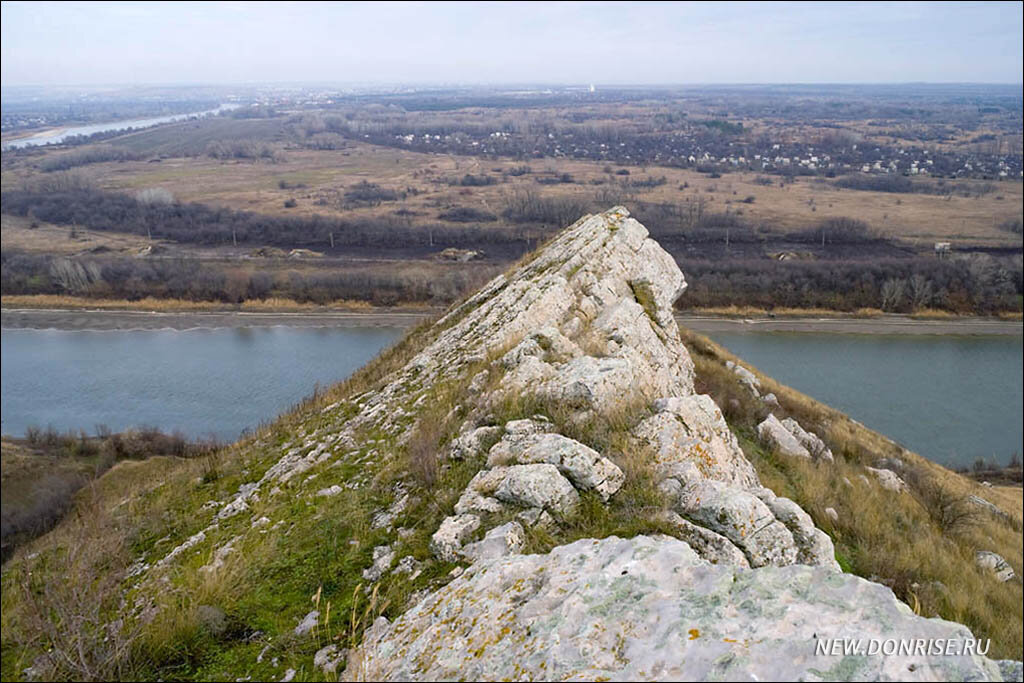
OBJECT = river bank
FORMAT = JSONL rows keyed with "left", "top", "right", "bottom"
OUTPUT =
{"left": 3, "top": 306, "right": 1022, "bottom": 335}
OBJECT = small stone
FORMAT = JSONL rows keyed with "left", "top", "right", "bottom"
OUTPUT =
{"left": 294, "top": 610, "right": 319, "bottom": 637}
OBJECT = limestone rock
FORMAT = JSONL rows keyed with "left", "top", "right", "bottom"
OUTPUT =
{"left": 460, "top": 522, "right": 525, "bottom": 563}
{"left": 488, "top": 432, "right": 624, "bottom": 500}
{"left": 453, "top": 467, "right": 510, "bottom": 516}
{"left": 314, "top": 645, "right": 345, "bottom": 674}
{"left": 757, "top": 414, "right": 811, "bottom": 458}
{"left": 755, "top": 488, "right": 840, "bottom": 570}
{"left": 362, "top": 545, "right": 396, "bottom": 582}
{"left": 726, "top": 360, "right": 761, "bottom": 397}
{"left": 780, "top": 417, "right": 834, "bottom": 462}
{"left": 675, "top": 478, "right": 798, "bottom": 567}
{"left": 494, "top": 464, "right": 579, "bottom": 515}
{"left": 975, "top": 551, "right": 1017, "bottom": 583}
{"left": 657, "top": 510, "right": 749, "bottom": 567}
{"left": 347, "top": 536, "right": 1005, "bottom": 682}
{"left": 637, "top": 395, "right": 759, "bottom": 489}
{"left": 866, "top": 466, "right": 908, "bottom": 492}
{"left": 448, "top": 426, "right": 502, "bottom": 460}
{"left": 294, "top": 610, "right": 319, "bottom": 637}
{"left": 429, "top": 514, "right": 481, "bottom": 562}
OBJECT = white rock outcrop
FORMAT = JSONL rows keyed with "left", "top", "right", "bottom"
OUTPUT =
{"left": 347, "top": 536, "right": 1009, "bottom": 682}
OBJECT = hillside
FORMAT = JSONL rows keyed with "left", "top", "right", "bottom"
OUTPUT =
{"left": 1, "top": 208, "right": 1021, "bottom": 681}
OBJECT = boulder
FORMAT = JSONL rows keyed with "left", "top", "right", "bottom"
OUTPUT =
{"left": 494, "top": 464, "right": 580, "bottom": 515}
{"left": 975, "top": 551, "right": 1017, "bottom": 583}
{"left": 757, "top": 414, "right": 811, "bottom": 458}
{"left": 461, "top": 522, "right": 526, "bottom": 563}
{"left": 726, "top": 360, "right": 761, "bottom": 397}
{"left": 636, "top": 395, "right": 759, "bottom": 489}
{"left": 429, "top": 514, "right": 481, "bottom": 562}
{"left": 865, "top": 466, "right": 908, "bottom": 492}
{"left": 780, "top": 417, "right": 834, "bottom": 462}
{"left": 488, "top": 432, "right": 624, "bottom": 500}
{"left": 674, "top": 478, "right": 798, "bottom": 567}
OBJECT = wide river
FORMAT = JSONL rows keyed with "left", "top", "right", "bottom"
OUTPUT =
{"left": 2, "top": 104, "right": 240, "bottom": 149}
{"left": 1, "top": 326, "right": 1021, "bottom": 468}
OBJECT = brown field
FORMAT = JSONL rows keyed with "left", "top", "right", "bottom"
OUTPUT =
{"left": 6, "top": 141, "right": 1020, "bottom": 248}
{"left": 1, "top": 214, "right": 158, "bottom": 255}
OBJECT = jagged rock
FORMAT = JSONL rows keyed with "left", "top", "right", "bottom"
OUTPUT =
{"left": 674, "top": 478, "right": 798, "bottom": 567}
{"left": 726, "top": 360, "right": 761, "bottom": 397}
{"left": 755, "top": 488, "right": 839, "bottom": 570}
{"left": 453, "top": 467, "right": 510, "bottom": 515}
{"left": 294, "top": 610, "right": 319, "bottom": 637}
{"left": 347, "top": 536, "right": 1006, "bottom": 682}
{"left": 866, "top": 466, "right": 908, "bottom": 492}
{"left": 761, "top": 392, "right": 780, "bottom": 407}
{"left": 281, "top": 669, "right": 296, "bottom": 682}
{"left": 391, "top": 555, "right": 421, "bottom": 579}
{"left": 371, "top": 492, "right": 410, "bottom": 529}
{"left": 657, "top": 510, "right": 749, "bottom": 567}
{"left": 461, "top": 522, "right": 525, "bottom": 563}
{"left": 448, "top": 426, "right": 503, "bottom": 460}
{"left": 494, "top": 464, "right": 580, "bottom": 515}
{"left": 316, "top": 484, "right": 343, "bottom": 497}
{"left": 314, "top": 645, "right": 346, "bottom": 674}
{"left": 429, "top": 514, "right": 481, "bottom": 562}
{"left": 780, "top": 417, "right": 834, "bottom": 462}
{"left": 516, "top": 507, "right": 555, "bottom": 528}
{"left": 487, "top": 432, "right": 624, "bottom": 500}
{"left": 968, "top": 495, "right": 1009, "bottom": 519}
{"left": 636, "top": 395, "right": 759, "bottom": 488}
{"left": 757, "top": 414, "right": 811, "bottom": 458}
{"left": 975, "top": 551, "right": 1017, "bottom": 583}
{"left": 362, "top": 545, "right": 396, "bottom": 582}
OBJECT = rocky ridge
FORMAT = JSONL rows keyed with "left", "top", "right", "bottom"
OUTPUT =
{"left": 141, "top": 208, "right": 1016, "bottom": 681}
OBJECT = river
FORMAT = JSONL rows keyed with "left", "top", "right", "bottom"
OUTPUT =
{"left": 1, "top": 325, "right": 1020, "bottom": 468}
{"left": 2, "top": 104, "right": 240, "bottom": 150}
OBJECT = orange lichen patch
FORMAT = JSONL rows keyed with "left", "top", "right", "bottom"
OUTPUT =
{"left": 688, "top": 628, "right": 700, "bottom": 640}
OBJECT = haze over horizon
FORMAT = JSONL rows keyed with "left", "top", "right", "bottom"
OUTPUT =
{"left": 2, "top": 1, "right": 1022, "bottom": 88}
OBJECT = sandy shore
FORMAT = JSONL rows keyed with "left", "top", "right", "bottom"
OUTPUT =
{"left": 2, "top": 307, "right": 1022, "bottom": 335}
{"left": 675, "top": 314, "right": 1023, "bottom": 336}
{"left": 0, "top": 308, "right": 433, "bottom": 331}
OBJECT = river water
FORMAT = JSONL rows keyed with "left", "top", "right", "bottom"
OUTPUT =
{"left": 1, "top": 326, "right": 1020, "bottom": 467}
{"left": 0, "top": 326, "right": 404, "bottom": 441}
{"left": 2, "top": 104, "right": 240, "bottom": 149}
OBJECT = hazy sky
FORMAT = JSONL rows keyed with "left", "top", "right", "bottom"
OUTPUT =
{"left": 2, "top": 1, "right": 1022, "bottom": 86}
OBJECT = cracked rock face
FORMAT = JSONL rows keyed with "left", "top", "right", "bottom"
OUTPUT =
{"left": 347, "top": 536, "right": 1007, "bottom": 682}
{"left": 423, "top": 208, "right": 839, "bottom": 570}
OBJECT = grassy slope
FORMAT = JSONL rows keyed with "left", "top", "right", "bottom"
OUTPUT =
{"left": 2, "top": 293, "right": 1021, "bottom": 681}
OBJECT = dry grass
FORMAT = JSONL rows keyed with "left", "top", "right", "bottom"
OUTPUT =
{"left": 0, "top": 214, "right": 155, "bottom": 255}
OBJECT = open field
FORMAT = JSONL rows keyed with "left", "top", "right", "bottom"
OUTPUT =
{"left": 2, "top": 86, "right": 1020, "bottom": 315}
{"left": 1, "top": 214, "right": 157, "bottom": 255}
{"left": 6, "top": 141, "right": 1020, "bottom": 248}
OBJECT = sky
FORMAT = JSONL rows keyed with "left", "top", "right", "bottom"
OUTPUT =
{"left": 2, "top": 1, "right": 1022, "bottom": 86}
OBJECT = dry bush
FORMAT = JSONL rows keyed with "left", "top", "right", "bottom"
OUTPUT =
{"left": 9, "top": 493, "right": 141, "bottom": 681}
